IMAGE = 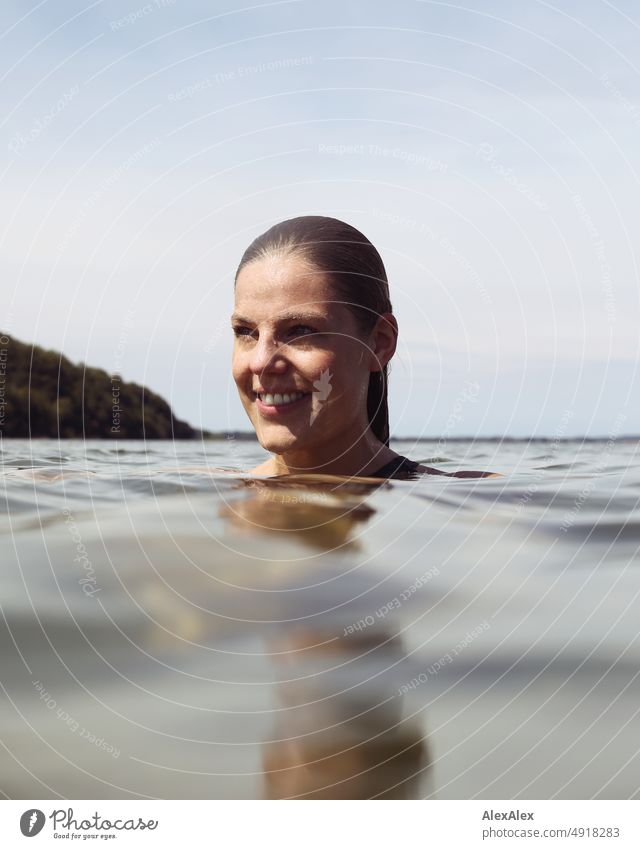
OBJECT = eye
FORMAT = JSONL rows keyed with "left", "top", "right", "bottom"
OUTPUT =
{"left": 232, "top": 325, "right": 255, "bottom": 339}
{"left": 288, "top": 325, "right": 317, "bottom": 339}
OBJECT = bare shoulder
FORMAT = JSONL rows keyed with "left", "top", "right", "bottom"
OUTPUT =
{"left": 248, "top": 460, "right": 274, "bottom": 475}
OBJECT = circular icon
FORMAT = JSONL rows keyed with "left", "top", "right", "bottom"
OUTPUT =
{"left": 20, "top": 809, "right": 45, "bottom": 837}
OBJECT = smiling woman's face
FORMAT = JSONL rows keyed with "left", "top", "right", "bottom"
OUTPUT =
{"left": 232, "top": 253, "right": 376, "bottom": 465}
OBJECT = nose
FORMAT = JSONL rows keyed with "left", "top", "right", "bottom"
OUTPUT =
{"left": 249, "top": 330, "right": 288, "bottom": 378}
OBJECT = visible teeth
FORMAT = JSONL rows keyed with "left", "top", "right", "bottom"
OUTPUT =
{"left": 260, "top": 391, "right": 305, "bottom": 407}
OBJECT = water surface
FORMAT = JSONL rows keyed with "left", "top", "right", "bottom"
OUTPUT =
{"left": 1, "top": 438, "right": 638, "bottom": 799}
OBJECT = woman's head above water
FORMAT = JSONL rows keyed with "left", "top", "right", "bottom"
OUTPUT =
{"left": 231, "top": 215, "right": 401, "bottom": 477}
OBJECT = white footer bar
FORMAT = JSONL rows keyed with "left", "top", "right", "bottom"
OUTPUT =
{"left": 1, "top": 800, "right": 638, "bottom": 848}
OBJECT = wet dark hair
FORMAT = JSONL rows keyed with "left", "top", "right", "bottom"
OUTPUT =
{"left": 234, "top": 215, "right": 394, "bottom": 446}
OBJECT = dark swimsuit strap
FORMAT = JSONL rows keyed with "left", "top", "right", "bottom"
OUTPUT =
{"left": 369, "top": 456, "right": 494, "bottom": 480}
{"left": 369, "top": 455, "right": 421, "bottom": 479}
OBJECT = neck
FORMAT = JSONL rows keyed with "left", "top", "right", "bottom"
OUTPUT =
{"left": 267, "top": 424, "right": 398, "bottom": 478}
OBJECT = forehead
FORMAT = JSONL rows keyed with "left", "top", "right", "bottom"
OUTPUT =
{"left": 234, "top": 254, "right": 339, "bottom": 318}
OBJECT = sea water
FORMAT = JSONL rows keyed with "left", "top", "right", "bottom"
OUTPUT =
{"left": 1, "top": 437, "right": 638, "bottom": 799}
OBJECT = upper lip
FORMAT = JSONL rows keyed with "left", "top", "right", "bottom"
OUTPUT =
{"left": 253, "top": 387, "right": 307, "bottom": 395}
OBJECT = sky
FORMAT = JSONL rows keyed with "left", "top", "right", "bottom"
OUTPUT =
{"left": 1, "top": 0, "right": 639, "bottom": 437}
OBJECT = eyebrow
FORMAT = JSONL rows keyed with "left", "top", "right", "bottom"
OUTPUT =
{"left": 230, "top": 311, "right": 327, "bottom": 325}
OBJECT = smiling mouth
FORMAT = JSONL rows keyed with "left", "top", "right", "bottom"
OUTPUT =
{"left": 254, "top": 390, "right": 309, "bottom": 408}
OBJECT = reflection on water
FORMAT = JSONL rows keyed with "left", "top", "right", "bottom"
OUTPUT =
{"left": 1, "top": 439, "right": 639, "bottom": 799}
{"left": 222, "top": 477, "right": 429, "bottom": 798}
{"left": 221, "top": 476, "right": 378, "bottom": 550}
{"left": 263, "top": 630, "right": 428, "bottom": 799}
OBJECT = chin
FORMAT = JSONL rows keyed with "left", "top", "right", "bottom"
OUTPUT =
{"left": 253, "top": 422, "right": 314, "bottom": 456}
{"left": 257, "top": 431, "right": 304, "bottom": 455}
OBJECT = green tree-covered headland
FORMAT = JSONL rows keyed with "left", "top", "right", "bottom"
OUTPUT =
{"left": 0, "top": 332, "right": 199, "bottom": 438}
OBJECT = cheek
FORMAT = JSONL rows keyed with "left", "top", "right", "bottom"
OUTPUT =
{"left": 231, "top": 349, "right": 248, "bottom": 383}
{"left": 291, "top": 348, "right": 333, "bottom": 378}
{"left": 327, "top": 341, "right": 365, "bottom": 383}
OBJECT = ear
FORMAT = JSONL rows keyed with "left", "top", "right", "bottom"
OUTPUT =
{"left": 369, "top": 312, "right": 398, "bottom": 372}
